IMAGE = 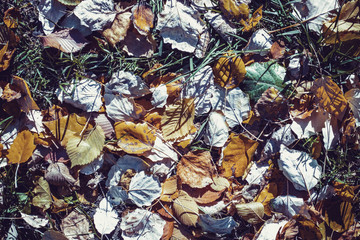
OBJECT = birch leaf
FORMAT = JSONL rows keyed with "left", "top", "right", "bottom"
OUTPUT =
{"left": 122, "top": 28, "right": 156, "bottom": 58}
{"left": 173, "top": 190, "right": 199, "bottom": 227}
{"left": 104, "top": 93, "right": 145, "bottom": 122}
{"left": 114, "top": 121, "right": 156, "bottom": 154}
{"left": 144, "top": 135, "right": 178, "bottom": 162}
{"left": 161, "top": 98, "right": 195, "bottom": 141}
{"left": 156, "top": 0, "right": 206, "bottom": 53}
{"left": 66, "top": 126, "right": 105, "bottom": 168}
{"left": 21, "top": 213, "right": 48, "bottom": 228}
{"left": 131, "top": 4, "right": 154, "bottom": 35}
{"left": 94, "top": 198, "right": 119, "bottom": 235}
{"left": 6, "top": 130, "right": 36, "bottom": 164}
{"left": 311, "top": 76, "right": 347, "bottom": 120}
{"left": 40, "top": 29, "right": 88, "bottom": 53}
{"left": 128, "top": 171, "right": 161, "bottom": 207}
{"left": 37, "top": 0, "right": 66, "bottom": 35}
{"left": 32, "top": 177, "right": 52, "bottom": 211}
{"left": 243, "top": 28, "right": 273, "bottom": 56}
{"left": 345, "top": 88, "right": 360, "bottom": 127}
{"left": 74, "top": 0, "right": 116, "bottom": 31}
{"left": 222, "top": 133, "right": 258, "bottom": 178}
{"left": 199, "top": 215, "right": 238, "bottom": 234}
{"left": 213, "top": 54, "right": 246, "bottom": 89}
{"left": 204, "top": 12, "right": 236, "bottom": 43}
{"left": 270, "top": 195, "right": 305, "bottom": 217}
{"left": 204, "top": 111, "right": 229, "bottom": 148}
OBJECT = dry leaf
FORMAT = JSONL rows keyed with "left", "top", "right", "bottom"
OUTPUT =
{"left": 160, "top": 176, "right": 178, "bottom": 202}
{"left": 204, "top": 11, "right": 237, "bottom": 43}
{"left": 4, "top": 7, "right": 20, "bottom": 29}
{"left": 122, "top": 27, "right": 156, "bottom": 58}
{"left": 222, "top": 133, "right": 258, "bottom": 178}
{"left": 45, "top": 162, "right": 76, "bottom": 186}
{"left": 236, "top": 202, "right": 264, "bottom": 224}
{"left": 0, "top": 42, "right": 15, "bottom": 72}
{"left": 161, "top": 98, "right": 195, "bottom": 141}
{"left": 241, "top": 5, "right": 263, "bottom": 32}
{"left": 345, "top": 88, "right": 360, "bottom": 127}
{"left": 270, "top": 40, "right": 286, "bottom": 59}
{"left": 254, "top": 182, "right": 278, "bottom": 215}
{"left": 198, "top": 214, "right": 238, "bottom": 235}
{"left": 61, "top": 210, "right": 93, "bottom": 240}
{"left": 131, "top": 4, "right": 154, "bottom": 35}
{"left": 271, "top": 195, "right": 305, "bottom": 217}
{"left": 6, "top": 130, "right": 36, "bottom": 164}
{"left": 311, "top": 76, "right": 347, "bottom": 120}
{"left": 128, "top": 171, "right": 161, "bottom": 207}
{"left": 40, "top": 29, "right": 88, "bottom": 53}
{"left": 93, "top": 198, "right": 119, "bottom": 235}
{"left": 183, "top": 184, "right": 223, "bottom": 205}
{"left": 254, "top": 87, "right": 287, "bottom": 120}
{"left": 219, "top": 0, "right": 249, "bottom": 21}
{"left": 1, "top": 83, "right": 21, "bottom": 102}
{"left": 32, "top": 177, "right": 52, "bottom": 211}
{"left": 210, "top": 176, "right": 230, "bottom": 192}
{"left": 204, "top": 111, "right": 229, "bottom": 147}
{"left": 102, "top": 11, "right": 131, "bottom": 46}
{"left": 144, "top": 135, "right": 178, "bottom": 162}
{"left": 177, "top": 150, "right": 215, "bottom": 189}
{"left": 66, "top": 126, "right": 105, "bottom": 168}
{"left": 21, "top": 212, "right": 48, "bottom": 228}
{"left": 37, "top": 0, "right": 67, "bottom": 35}
{"left": 173, "top": 190, "right": 199, "bottom": 227}
{"left": 114, "top": 121, "right": 156, "bottom": 154}
{"left": 213, "top": 53, "right": 246, "bottom": 89}
{"left": 277, "top": 215, "right": 322, "bottom": 240}
{"left": 57, "top": 0, "right": 83, "bottom": 6}
{"left": 243, "top": 28, "right": 273, "bottom": 56}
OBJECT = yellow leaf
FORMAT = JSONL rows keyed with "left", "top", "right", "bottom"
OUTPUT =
{"left": 236, "top": 202, "right": 264, "bottom": 224}
{"left": 240, "top": 5, "right": 263, "bottom": 32}
{"left": 210, "top": 176, "right": 230, "bottom": 192}
{"left": 161, "top": 98, "right": 195, "bottom": 141}
{"left": 114, "top": 121, "right": 156, "bottom": 154}
{"left": 0, "top": 42, "right": 15, "bottom": 72}
{"left": 4, "top": 7, "right": 20, "bottom": 29}
{"left": 43, "top": 113, "right": 91, "bottom": 146}
{"left": 66, "top": 126, "right": 105, "bottom": 168}
{"left": 131, "top": 4, "right": 154, "bottom": 35}
{"left": 311, "top": 76, "right": 347, "bottom": 120}
{"left": 173, "top": 190, "right": 199, "bottom": 227}
{"left": 333, "top": 181, "right": 355, "bottom": 202}
{"left": 6, "top": 130, "right": 36, "bottom": 164}
{"left": 213, "top": 53, "right": 246, "bottom": 89}
{"left": 160, "top": 175, "right": 178, "bottom": 202}
{"left": 32, "top": 177, "right": 52, "bottom": 211}
{"left": 254, "top": 182, "right": 278, "bottom": 215}
{"left": 219, "top": 0, "right": 249, "bottom": 21}
{"left": 324, "top": 198, "right": 355, "bottom": 233}
{"left": 222, "top": 133, "right": 258, "bottom": 178}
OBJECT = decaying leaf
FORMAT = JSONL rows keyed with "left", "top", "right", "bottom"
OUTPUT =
{"left": 222, "top": 133, "right": 258, "bottom": 178}
{"left": 236, "top": 202, "right": 264, "bottom": 224}
{"left": 241, "top": 5, "right": 263, "bottom": 31}
{"left": 102, "top": 11, "right": 132, "bottom": 46}
{"left": 173, "top": 190, "right": 199, "bottom": 227}
{"left": 114, "top": 121, "right": 156, "bottom": 154}
{"left": 131, "top": 4, "right": 154, "bottom": 35}
{"left": 37, "top": 0, "right": 66, "bottom": 35}
{"left": 345, "top": 88, "right": 360, "bottom": 127}
{"left": 61, "top": 210, "right": 93, "bottom": 240}
{"left": 32, "top": 177, "right": 52, "bottom": 211}
{"left": 254, "top": 87, "right": 287, "bottom": 120}
{"left": 255, "top": 182, "right": 279, "bottom": 215}
{"left": 161, "top": 98, "right": 195, "bottom": 141}
{"left": 128, "top": 171, "right": 161, "bottom": 207}
{"left": 199, "top": 214, "right": 238, "bottom": 234}
{"left": 41, "top": 29, "right": 88, "bottom": 53}
{"left": 45, "top": 162, "right": 76, "bottom": 186}
{"left": 311, "top": 76, "right": 347, "bottom": 120}
{"left": 219, "top": 0, "right": 249, "bottom": 21}
{"left": 183, "top": 184, "right": 223, "bottom": 205}
{"left": 6, "top": 130, "right": 36, "bottom": 164}
{"left": 66, "top": 126, "right": 105, "bottom": 168}
{"left": 177, "top": 150, "right": 215, "bottom": 188}
{"left": 213, "top": 53, "right": 246, "bottom": 89}
{"left": 156, "top": 0, "right": 207, "bottom": 53}
{"left": 257, "top": 219, "right": 288, "bottom": 240}
{"left": 204, "top": 111, "right": 229, "bottom": 147}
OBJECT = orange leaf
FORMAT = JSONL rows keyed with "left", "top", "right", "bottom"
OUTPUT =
{"left": 6, "top": 130, "right": 36, "bottom": 164}
{"left": 222, "top": 133, "right": 258, "bottom": 178}
{"left": 177, "top": 150, "right": 215, "bottom": 188}
{"left": 213, "top": 53, "right": 246, "bottom": 89}
{"left": 311, "top": 76, "right": 347, "bottom": 120}
{"left": 240, "top": 5, "right": 263, "bottom": 32}
{"left": 131, "top": 4, "right": 154, "bottom": 35}
{"left": 114, "top": 121, "right": 156, "bottom": 154}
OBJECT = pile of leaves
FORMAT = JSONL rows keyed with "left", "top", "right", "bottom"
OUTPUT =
{"left": 0, "top": 0, "right": 359, "bottom": 239}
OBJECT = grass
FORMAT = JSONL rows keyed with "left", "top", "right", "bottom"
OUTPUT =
{"left": 0, "top": 0, "right": 359, "bottom": 239}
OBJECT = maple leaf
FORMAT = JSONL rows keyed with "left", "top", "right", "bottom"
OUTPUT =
{"left": 6, "top": 130, "right": 36, "bottom": 164}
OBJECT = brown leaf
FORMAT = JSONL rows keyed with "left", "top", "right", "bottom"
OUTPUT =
{"left": 210, "top": 176, "right": 230, "bottom": 192}
{"left": 161, "top": 98, "right": 195, "bottom": 141}
{"left": 40, "top": 29, "right": 88, "bottom": 53}
{"left": 4, "top": 7, "right": 21, "bottom": 28}
{"left": 122, "top": 27, "right": 156, "bottom": 58}
{"left": 323, "top": 198, "right": 355, "bottom": 233}
{"left": 277, "top": 215, "right": 322, "bottom": 240}
{"left": 213, "top": 53, "right": 246, "bottom": 89}
{"left": 61, "top": 210, "right": 92, "bottom": 240}
{"left": 160, "top": 176, "right": 178, "bottom": 202}
{"left": 311, "top": 76, "right": 347, "bottom": 120}
{"left": 222, "top": 133, "right": 258, "bottom": 178}
{"left": 114, "top": 121, "right": 156, "bottom": 154}
{"left": 270, "top": 40, "right": 285, "bottom": 59}
{"left": 219, "top": 0, "right": 249, "bottom": 21}
{"left": 103, "top": 11, "right": 132, "bottom": 46}
{"left": 254, "top": 182, "right": 279, "bottom": 215}
{"left": 254, "top": 87, "right": 287, "bottom": 119}
{"left": 6, "top": 130, "right": 36, "bottom": 164}
{"left": 236, "top": 202, "right": 264, "bottom": 224}
{"left": 1, "top": 83, "right": 21, "bottom": 102}
{"left": 177, "top": 150, "right": 215, "bottom": 189}
{"left": 173, "top": 190, "right": 199, "bottom": 227}
{"left": 32, "top": 177, "right": 52, "bottom": 211}
{"left": 240, "top": 5, "right": 263, "bottom": 32}
{"left": 182, "top": 184, "right": 223, "bottom": 205}
{"left": 131, "top": 4, "right": 154, "bottom": 35}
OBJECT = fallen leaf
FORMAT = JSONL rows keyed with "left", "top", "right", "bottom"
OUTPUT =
{"left": 161, "top": 98, "right": 195, "bottom": 141}
{"left": 173, "top": 190, "right": 199, "bottom": 227}
{"left": 219, "top": 0, "right": 249, "bottom": 21}
{"left": 255, "top": 182, "right": 279, "bottom": 215}
{"left": 213, "top": 53, "right": 246, "bottom": 89}
{"left": 241, "top": 5, "right": 263, "bottom": 32}
{"left": 93, "top": 198, "right": 119, "bottom": 235}
{"left": 66, "top": 126, "right": 105, "bottom": 168}
{"left": 122, "top": 27, "right": 156, "bottom": 58}
{"left": 1, "top": 83, "right": 21, "bottom": 102}
{"left": 271, "top": 195, "right": 305, "bottom": 217}
{"left": 37, "top": 0, "right": 67, "bottom": 35}
{"left": 204, "top": 111, "right": 229, "bottom": 147}
{"left": 277, "top": 215, "right": 322, "bottom": 240}
{"left": 311, "top": 76, "right": 347, "bottom": 120}
{"left": 198, "top": 214, "right": 238, "bottom": 234}
{"left": 45, "top": 162, "right": 76, "bottom": 186}
{"left": 243, "top": 28, "right": 273, "bottom": 56}
{"left": 144, "top": 135, "right": 178, "bottom": 162}
{"left": 160, "top": 176, "right": 178, "bottom": 202}
{"left": 128, "top": 171, "right": 161, "bottom": 207}
{"left": 32, "top": 177, "right": 52, "bottom": 211}
{"left": 257, "top": 219, "right": 288, "bottom": 240}
{"left": 270, "top": 40, "right": 286, "bottom": 59}
{"left": 177, "top": 150, "right": 215, "bottom": 188}
{"left": 80, "top": 153, "right": 105, "bottom": 175}
{"left": 183, "top": 184, "right": 223, "bottom": 205}
{"left": 345, "top": 88, "right": 360, "bottom": 127}
{"left": 333, "top": 181, "right": 355, "bottom": 202}
{"left": 40, "top": 29, "right": 88, "bottom": 53}
{"left": 114, "top": 121, "right": 156, "bottom": 154}
{"left": 236, "top": 202, "right": 264, "bottom": 224}
{"left": 120, "top": 209, "right": 166, "bottom": 240}
{"left": 4, "top": 7, "right": 20, "bottom": 28}
{"left": 222, "top": 133, "right": 258, "bottom": 178}
{"left": 61, "top": 210, "right": 93, "bottom": 240}
{"left": 131, "top": 4, "right": 154, "bottom": 35}
{"left": 279, "top": 145, "right": 322, "bottom": 191}
{"left": 210, "top": 176, "right": 230, "bottom": 192}
{"left": 6, "top": 130, "right": 36, "bottom": 164}
{"left": 57, "top": 0, "right": 83, "bottom": 6}
{"left": 21, "top": 212, "right": 48, "bottom": 228}
{"left": 156, "top": 0, "right": 207, "bottom": 53}
{"left": 171, "top": 222, "right": 196, "bottom": 240}
{"left": 73, "top": 0, "right": 116, "bottom": 31}
{"left": 106, "top": 186, "right": 128, "bottom": 206}
{"left": 42, "top": 230, "right": 68, "bottom": 240}
{"left": 204, "top": 11, "right": 237, "bottom": 43}
{"left": 102, "top": 11, "right": 132, "bottom": 46}
{"left": 262, "top": 124, "right": 296, "bottom": 157}
{"left": 254, "top": 87, "right": 287, "bottom": 120}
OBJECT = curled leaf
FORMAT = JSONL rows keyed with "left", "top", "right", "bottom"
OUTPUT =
{"left": 236, "top": 202, "right": 264, "bottom": 224}
{"left": 131, "top": 4, "right": 154, "bottom": 35}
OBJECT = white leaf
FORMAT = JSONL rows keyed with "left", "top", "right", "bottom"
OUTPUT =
{"left": 204, "top": 111, "right": 229, "bottom": 147}
{"left": 40, "top": 29, "right": 89, "bottom": 53}
{"left": 25, "top": 110, "right": 45, "bottom": 133}
{"left": 105, "top": 71, "right": 150, "bottom": 97}
{"left": 6, "top": 223, "right": 18, "bottom": 240}
{"left": 256, "top": 219, "right": 288, "bottom": 240}
{"left": 37, "top": 0, "right": 66, "bottom": 35}
{"left": 290, "top": 109, "right": 329, "bottom": 139}
{"left": 156, "top": 0, "right": 206, "bottom": 53}
{"left": 199, "top": 201, "right": 227, "bottom": 215}
{"left": 106, "top": 186, "right": 128, "bottom": 206}
{"left": 345, "top": 88, "right": 360, "bottom": 127}
{"left": 151, "top": 84, "right": 168, "bottom": 108}
{"left": 322, "top": 115, "right": 339, "bottom": 150}
{"left": 128, "top": 171, "right": 161, "bottom": 207}
{"left": 80, "top": 154, "right": 104, "bottom": 175}
{"left": 243, "top": 29, "right": 273, "bottom": 56}
{"left": 204, "top": 11, "right": 236, "bottom": 44}
{"left": 56, "top": 79, "right": 102, "bottom": 112}
{"left": 199, "top": 214, "right": 238, "bottom": 234}
{"left": 262, "top": 124, "right": 296, "bottom": 157}
{"left": 104, "top": 93, "right": 142, "bottom": 122}
{"left": 21, "top": 212, "right": 48, "bottom": 228}
{"left": 150, "top": 158, "right": 174, "bottom": 178}
{"left": 120, "top": 209, "right": 165, "bottom": 240}
{"left": 191, "top": 0, "right": 217, "bottom": 10}
{"left": 94, "top": 198, "right": 119, "bottom": 235}
{"left": 106, "top": 155, "right": 147, "bottom": 187}
{"left": 0, "top": 112, "right": 21, "bottom": 150}
{"left": 144, "top": 136, "right": 178, "bottom": 162}
{"left": 270, "top": 195, "right": 305, "bottom": 217}
{"left": 279, "top": 145, "right": 322, "bottom": 191}
{"left": 245, "top": 161, "right": 269, "bottom": 185}
{"left": 74, "top": 0, "right": 116, "bottom": 31}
